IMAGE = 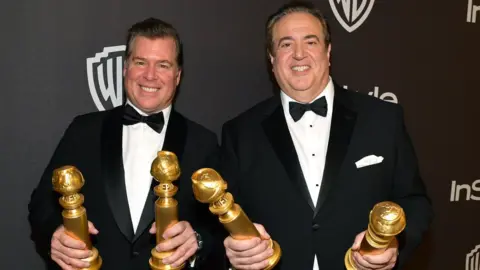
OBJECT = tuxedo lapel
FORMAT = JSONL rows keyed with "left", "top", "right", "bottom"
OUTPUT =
{"left": 262, "top": 98, "right": 315, "bottom": 211}
{"left": 133, "top": 110, "right": 188, "bottom": 242}
{"left": 101, "top": 106, "right": 135, "bottom": 242}
{"left": 314, "top": 85, "right": 357, "bottom": 217}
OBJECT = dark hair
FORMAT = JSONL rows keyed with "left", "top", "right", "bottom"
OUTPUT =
{"left": 266, "top": 1, "right": 331, "bottom": 56}
{"left": 125, "top": 17, "right": 183, "bottom": 68}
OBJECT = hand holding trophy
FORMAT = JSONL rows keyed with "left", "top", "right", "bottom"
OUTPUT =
{"left": 191, "top": 168, "right": 281, "bottom": 270}
{"left": 344, "top": 201, "right": 406, "bottom": 270}
{"left": 149, "top": 151, "right": 185, "bottom": 270}
{"left": 52, "top": 165, "right": 102, "bottom": 270}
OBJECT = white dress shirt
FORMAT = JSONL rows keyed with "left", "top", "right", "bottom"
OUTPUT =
{"left": 280, "top": 77, "right": 335, "bottom": 270}
{"left": 122, "top": 100, "right": 171, "bottom": 233}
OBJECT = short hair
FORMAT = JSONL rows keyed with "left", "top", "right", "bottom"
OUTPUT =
{"left": 125, "top": 17, "right": 183, "bottom": 68}
{"left": 266, "top": 1, "right": 331, "bottom": 56}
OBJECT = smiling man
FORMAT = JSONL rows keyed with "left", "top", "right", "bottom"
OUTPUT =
{"left": 28, "top": 18, "right": 222, "bottom": 270}
{"left": 219, "top": 1, "right": 433, "bottom": 270}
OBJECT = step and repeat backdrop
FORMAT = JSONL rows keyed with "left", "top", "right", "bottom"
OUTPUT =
{"left": 1, "top": 0, "right": 478, "bottom": 269}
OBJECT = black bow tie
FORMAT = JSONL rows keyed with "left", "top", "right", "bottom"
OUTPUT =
{"left": 122, "top": 104, "right": 165, "bottom": 133}
{"left": 289, "top": 96, "right": 328, "bottom": 122}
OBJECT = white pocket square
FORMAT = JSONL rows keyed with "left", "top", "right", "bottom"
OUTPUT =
{"left": 355, "top": 155, "right": 384, "bottom": 169}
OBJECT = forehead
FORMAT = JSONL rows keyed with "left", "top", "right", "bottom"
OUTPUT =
{"left": 130, "top": 36, "right": 177, "bottom": 59}
{"left": 272, "top": 12, "right": 324, "bottom": 39}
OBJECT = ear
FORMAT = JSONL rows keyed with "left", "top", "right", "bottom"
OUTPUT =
{"left": 327, "top": 44, "right": 332, "bottom": 66}
{"left": 175, "top": 68, "right": 182, "bottom": 86}
{"left": 269, "top": 53, "right": 276, "bottom": 72}
{"left": 123, "top": 60, "right": 127, "bottom": 76}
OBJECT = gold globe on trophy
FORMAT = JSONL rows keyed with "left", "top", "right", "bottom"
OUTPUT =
{"left": 52, "top": 165, "right": 102, "bottom": 270}
{"left": 344, "top": 201, "right": 406, "bottom": 270}
{"left": 149, "top": 151, "right": 184, "bottom": 270}
{"left": 191, "top": 168, "right": 281, "bottom": 270}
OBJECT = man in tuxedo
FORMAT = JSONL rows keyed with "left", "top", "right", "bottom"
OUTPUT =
{"left": 220, "top": 2, "right": 433, "bottom": 270}
{"left": 28, "top": 18, "right": 222, "bottom": 269}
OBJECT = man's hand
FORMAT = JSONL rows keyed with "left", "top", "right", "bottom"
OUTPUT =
{"left": 50, "top": 221, "right": 99, "bottom": 270}
{"left": 149, "top": 221, "right": 198, "bottom": 268}
{"left": 224, "top": 223, "right": 273, "bottom": 270}
{"left": 350, "top": 231, "right": 398, "bottom": 270}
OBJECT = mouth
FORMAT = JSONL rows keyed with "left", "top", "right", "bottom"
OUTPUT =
{"left": 140, "top": 86, "right": 160, "bottom": 93}
{"left": 291, "top": 65, "right": 310, "bottom": 72}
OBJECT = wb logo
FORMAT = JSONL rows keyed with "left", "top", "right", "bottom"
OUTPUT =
{"left": 466, "top": 244, "right": 480, "bottom": 270}
{"left": 86, "top": 45, "right": 126, "bottom": 111}
{"left": 328, "top": 0, "right": 375, "bottom": 32}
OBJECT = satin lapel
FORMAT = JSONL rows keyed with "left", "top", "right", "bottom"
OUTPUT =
{"left": 133, "top": 110, "right": 187, "bottom": 242}
{"left": 101, "top": 106, "right": 134, "bottom": 242}
{"left": 262, "top": 100, "right": 315, "bottom": 211}
{"left": 314, "top": 86, "right": 357, "bottom": 217}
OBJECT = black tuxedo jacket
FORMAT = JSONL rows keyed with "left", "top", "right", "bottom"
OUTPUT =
{"left": 219, "top": 84, "right": 433, "bottom": 270}
{"left": 28, "top": 106, "right": 224, "bottom": 270}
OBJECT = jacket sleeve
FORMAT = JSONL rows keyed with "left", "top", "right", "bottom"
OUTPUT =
{"left": 28, "top": 118, "right": 80, "bottom": 267}
{"left": 390, "top": 107, "right": 434, "bottom": 269}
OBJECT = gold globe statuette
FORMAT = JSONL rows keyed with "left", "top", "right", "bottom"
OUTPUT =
{"left": 149, "top": 151, "right": 185, "bottom": 270}
{"left": 344, "top": 201, "right": 406, "bottom": 270}
{"left": 52, "top": 165, "right": 102, "bottom": 270}
{"left": 191, "top": 168, "right": 281, "bottom": 270}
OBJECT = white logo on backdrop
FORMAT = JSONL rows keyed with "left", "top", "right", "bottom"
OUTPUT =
{"left": 86, "top": 45, "right": 126, "bottom": 111}
{"left": 328, "top": 0, "right": 375, "bottom": 32}
{"left": 343, "top": 85, "right": 398, "bottom": 104}
{"left": 467, "top": 0, "right": 480, "bottom": 23}
{"left": 466, "top": 244, "right": 480, "bottom": 270}
{"left": 450, "top": 179, "right": 480, "bottom": 202}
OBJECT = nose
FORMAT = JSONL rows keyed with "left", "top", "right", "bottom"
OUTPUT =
{"left": 144, "top": 65, "right": 157, "bottom": 80}
{"left": 293, "top": 43, "right": 306, "bottom": 60}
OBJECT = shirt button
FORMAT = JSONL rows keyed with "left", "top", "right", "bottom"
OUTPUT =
{"left": 312, "top": 223, "right": 320, "bottom": 231}
{"left": 132, "top": 251, "right": 140, "bottom": 257}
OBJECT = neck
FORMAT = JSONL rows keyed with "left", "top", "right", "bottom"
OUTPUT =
{"left": 288, "top": 76, "right": 330, "bottom": 103}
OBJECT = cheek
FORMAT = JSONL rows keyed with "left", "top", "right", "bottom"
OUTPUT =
{"left": 125, "top": 69, "right": 142, "bottom": 83}
{"left": 274, "top": 56, "right": 290, "bottom": 73}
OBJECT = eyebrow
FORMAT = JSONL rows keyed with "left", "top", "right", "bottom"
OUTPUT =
{"left": 277, "top": 34, "right": 321, "bottom": 46}
{"left": 131, "top": 57, "right": 173, "bottom": 65}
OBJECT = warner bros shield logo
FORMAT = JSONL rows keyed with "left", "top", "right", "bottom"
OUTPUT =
{"left": 466, "top": 244, "right": 480, "bottom": 270}
{"left": 328, "top": 0, "right": 375, "bottom": 32}
{"left": 86, "top": 45, "right": 126, "bottom": 111}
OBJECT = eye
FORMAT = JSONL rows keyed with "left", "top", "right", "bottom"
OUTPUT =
{"left": 280, "top": 42, "right": 292, "bottom": 48}
{"left": 307, "top": 40, "right": 318, "bottom": 45}
{"left": 133, "top": 60, "right": 145, "bottom": 66}
{"left": 158, "top": 63, "right": 171, "bottom": 69}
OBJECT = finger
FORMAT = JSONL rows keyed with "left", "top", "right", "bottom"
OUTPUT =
{"left": 52, "top": 237, "right": 91, "bottom": 259}
{"left": 228, "top": 239, "right": 270, "bottom": 258}
{"left": 149, "top": 222, "right": 156, "bottom": 234}
{"left": 162, "top": 236, "right": 197, "bottom": 265}
{"left": 58, "top": 232, "right": 87, "bottom": 250}
{"left": 253, "top": 223, "right": 270, "bottom": 240}
{"left": 233, "top": 258, "right": 270, "bottom": 270}
{"left": 163, "top": 221, "right": 189, "bottom": 239}
{"left": 51, "top": 254, "right": 74, "bottom": 270}
{"left": 52, "top": 249, "right": 90, "bottom": 269}
{"left": 169, "top": 239, "right": 198, "bottom": 267}
{"left": 352, "top": 251, "right": 385, "bottom": 269}
{"left": 352, "top": 231, "right": 366, "bottom": 250}
{"left": 230, "top": 245, "right": 274, "bottom": 267}
{"left": 87, "top": 221, "right": 99, "bottom": 235}
{"left": 157, "top": 228, "right": 195, "bottom": 252}
{"left": 363, "top": 248, "right": 396, "bottom": 265}
{"left": 224, "top": 236, "right": 262, "bottom": 252}
{"left": 350, "top": 254, "right": 368, "bottom": 270}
